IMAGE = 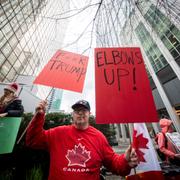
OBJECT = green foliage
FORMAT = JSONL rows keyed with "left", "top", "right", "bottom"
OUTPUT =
{"left": 16, "top": 112, "right": 72, "bottom": 146}
{"left": 0, "top": 169, "right": 13, "bottom": 180}
{"left": 44, "top": 112, "right": 71, "bottom": 129}
{"left": 16, "top": 113, "right": 34, "bottom": 147}
{"left": 89, "top": 116, "right": 116, "bottom": 141}
{"left": 25, "top": 165, "right": 43, "bottom": 180}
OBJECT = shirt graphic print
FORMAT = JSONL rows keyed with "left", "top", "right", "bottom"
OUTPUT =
{"left": 66, "top": 143, "right": 91, "bottom": 167}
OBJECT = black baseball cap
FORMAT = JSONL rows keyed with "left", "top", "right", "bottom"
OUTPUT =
{"left": 72, "top": 100, "right": 90, "bottom": 111}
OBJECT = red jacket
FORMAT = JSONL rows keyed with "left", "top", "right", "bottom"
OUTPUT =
{"left": 26, "top": 113, "right": 131, "bottom": 180}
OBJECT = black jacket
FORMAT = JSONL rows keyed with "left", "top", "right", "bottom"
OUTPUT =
{"left": 3, "top": 98, "right": 24, "bottom": 117}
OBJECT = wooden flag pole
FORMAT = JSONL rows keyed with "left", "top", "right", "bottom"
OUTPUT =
{"left": 16, "top": 88, "right": 54, "bottom": 144}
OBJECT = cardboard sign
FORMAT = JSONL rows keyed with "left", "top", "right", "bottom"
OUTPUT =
{"left": 166, "top": 132, "right": 180, "bottom": 152}
{"left": 0, "top": 117, "right": 21, "bottom": 154}
{"left": 95, "top": 47, "right": 158, "bottom": 123}
{"left": 34, "top": 50, "right": 89, "bottom": 93}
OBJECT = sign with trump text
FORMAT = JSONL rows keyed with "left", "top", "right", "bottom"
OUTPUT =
{"left": 95, "top": 47, "right": 158, "bottom": 123}
{"left": 34, "top": 50, "right": 89, "bottom": 93}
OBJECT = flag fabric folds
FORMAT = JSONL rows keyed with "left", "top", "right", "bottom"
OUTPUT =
{"left": 126, "top": 123, "right": 164, "bottom": 180}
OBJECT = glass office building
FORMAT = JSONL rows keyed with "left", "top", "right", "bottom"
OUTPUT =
{"left": 47, "top": 88, "right": 63, "bottom": 113}
{"left": 96, "top": 0, "right": 180, "bottom": 139}
{"left": 0, "top": 0, "right": 69, "bottom": 99}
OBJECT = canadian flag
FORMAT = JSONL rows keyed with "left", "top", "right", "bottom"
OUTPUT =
{"left": 126, "top": 123, "right": 164, "bottom": 180}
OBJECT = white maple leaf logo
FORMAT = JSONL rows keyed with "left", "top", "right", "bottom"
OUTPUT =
{"left": 66, "top": 143, "right": 91, "bottom": 167}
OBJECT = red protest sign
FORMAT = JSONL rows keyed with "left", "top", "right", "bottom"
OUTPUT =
{"left": 34, "top": 50, "right": 89, "bottom": 93}
{"left": 95, "top": 47, "right": 158, "bottom": 124}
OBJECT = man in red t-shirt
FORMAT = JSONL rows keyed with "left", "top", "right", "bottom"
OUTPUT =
{"left": 26, "top": 100, "right": 138, "bottom": 180}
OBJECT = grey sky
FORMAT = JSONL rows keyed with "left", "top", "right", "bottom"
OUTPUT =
{"left": 60, "top": 0, "right": 98, "bottom": 115}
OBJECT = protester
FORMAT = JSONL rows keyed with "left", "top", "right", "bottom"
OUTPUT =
{"left": 26, "top": 100, "right": 138, "bottom": 180}
{"left": 0, "top": 82, "right": 24, "bottom": 117}
{"left": 156, "top": 118, "right": 180, "bottom": 166}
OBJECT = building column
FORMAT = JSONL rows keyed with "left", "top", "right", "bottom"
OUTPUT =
{"left": 115, "top": 124, "right": 121, "bottom": 142}
{"left": 152, "top": 123, "right": 160, "bottom": 134}
{"left": 120, "top": 124, "right": 128, "bottom": 142}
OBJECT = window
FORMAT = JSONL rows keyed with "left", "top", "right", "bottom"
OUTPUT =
{"left": 171, "top": 49, "right": 179, "bottom": 58}
{"left": 0, "top": 35, "right": 7, "bottom": 49}
{"left": 9, "top": 35, "right": 19, "bottom": 48}
{"left": 14, "top": 60, "right": 24, "bottom": 74}
{"left": 18, "top": 52, "right": 26, "bottom": 63}
{"left": 0, "top": 72, "right": 5, "bottom": 81}
{"left": 135, "top": 22, "right": 168, "bottom": 73}
{"left": 6, "top": 68, "right": 17, "bottom": 81}
{"left": 2, "top": 23, "right": 13, "bottom": 38}
{"left": 144, "top": 5, "right": 180, "bottom": 60}
{"left": 0, "top": 52, "right": 6, "bottom": 66}
{"left": 168, "top": 34, "right": 179, "bottom": 47}
{"left": 8, "top": 52, "right": 17, "bottom": 65}
{"left": 0, "top": 30, "right": 4, "bottom": 39}
{"left": 1, "top": 43, "right": 12, "bottom": 57}
{"left": 1, "top": 60, "right": 12, "bottom": 76}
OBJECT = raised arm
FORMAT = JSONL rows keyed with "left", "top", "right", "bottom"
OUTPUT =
{"left": 26, "top": 101, "right": 49, "bottom": 150}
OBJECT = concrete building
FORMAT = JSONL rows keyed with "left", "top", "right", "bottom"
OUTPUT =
{"left": 96, "top": 0, "right": 180, "bottom": 142}
{"left": 0, "top": 0, "right": 70, "bottom": 112}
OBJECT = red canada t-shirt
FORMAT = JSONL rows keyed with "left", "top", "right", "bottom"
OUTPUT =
{"left": 26, "top": 113, "right": 131, "bottom": 180}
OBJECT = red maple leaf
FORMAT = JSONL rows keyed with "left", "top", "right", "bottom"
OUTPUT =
{"left": 66, "top": 143, "right": 91, "bottom": 167}
{"left": 133, "top": 130, "right": 149, "bottom": 163}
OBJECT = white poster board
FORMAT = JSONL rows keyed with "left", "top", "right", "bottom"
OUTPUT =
{"left": 166, "top": 132, "right": 180, "bottom": 153}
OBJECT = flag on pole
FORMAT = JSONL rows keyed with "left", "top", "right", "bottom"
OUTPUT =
{"left": 126, "top": 123, "right": 164, "bottom": 180}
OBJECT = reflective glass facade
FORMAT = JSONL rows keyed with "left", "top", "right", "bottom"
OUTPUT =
{"left": 0, "top": 0, "right": 46, "bottom": 81}
{"left": 135, "top": 22, "right": 168, "bottom": 73}
{"left": 144, "top": 4, "right": 180, "bottom": 64}
{"left": 0, "top": 0, "right": 69, "bottom": 87}
{"left": 47, "top": 88, "right": 63, "bottom": 112}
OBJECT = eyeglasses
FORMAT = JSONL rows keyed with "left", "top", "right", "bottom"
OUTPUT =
{"left": 74, "top": 109, "right": 89, "bottom": 117}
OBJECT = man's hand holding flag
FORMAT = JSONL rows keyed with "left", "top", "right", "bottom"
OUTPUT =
{"left": 126, "top": 123, "right": 164, "bottom": 180}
